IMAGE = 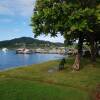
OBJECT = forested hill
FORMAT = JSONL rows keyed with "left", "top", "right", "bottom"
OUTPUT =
{"left": 0, "top": 37, "right": 64, "bottom": 48}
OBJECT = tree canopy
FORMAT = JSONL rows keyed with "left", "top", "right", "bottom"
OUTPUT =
{"left": 31, "top": 0, "right": 100, "bottom": 64}
{"left": 31, "top": 0, "right": 99, "bottom": 38}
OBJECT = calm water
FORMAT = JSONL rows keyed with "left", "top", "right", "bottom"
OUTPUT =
{"left": 0, "top": 50, "right": 63, "bottom": 70}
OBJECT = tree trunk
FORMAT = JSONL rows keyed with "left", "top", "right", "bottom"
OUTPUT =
{"left": 78, "top": 33, "right": 84, "bottom": 56}
{"left": 72, "top": 33, "right": 84, "bottom": 71}
{"left": 72, "top": 53, "right": 80, "bottom": 71}
{"left": 89, "top": 33, "right": 96, "bottom": 62}
{"left": 95, "top": 42, "right": 99, "bottom": 57}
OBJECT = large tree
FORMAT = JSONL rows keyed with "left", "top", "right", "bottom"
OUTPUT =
{"left": 31, "top": 0, "right": 100, "bottom": 70}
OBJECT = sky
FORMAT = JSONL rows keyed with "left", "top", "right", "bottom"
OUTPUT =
{"left": 0, "top": 0, "right": 64, "bottom": 43}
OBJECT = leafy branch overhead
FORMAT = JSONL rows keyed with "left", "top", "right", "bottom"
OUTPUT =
{"left": 31, "top": 0, "right": 100, "bottom": 40}
{"left": 31, "top": 0, "right": 100, "bottom": 65}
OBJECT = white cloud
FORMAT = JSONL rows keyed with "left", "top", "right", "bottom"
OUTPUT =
{"left": 37, "top": 34, "right": 64, "bottom": 43}
{"left": 0, "top": 5, "right": 14, "bottom": 15}
{"left": 9, "top": 0, "right": 35, "bottom": 16}
{"left": 0, "top": 0, "right": 36, "bottom": 17}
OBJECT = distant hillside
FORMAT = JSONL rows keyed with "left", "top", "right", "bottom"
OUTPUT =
{"left": 0, "top": 37, "right": 64, "bottom": 49}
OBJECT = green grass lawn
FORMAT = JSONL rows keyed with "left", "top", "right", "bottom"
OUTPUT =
{"left": 0, "top": 78, "right": 89, "bottom": 100}
{"left": 0, "top": 57, "right": 100, "bottom": 100}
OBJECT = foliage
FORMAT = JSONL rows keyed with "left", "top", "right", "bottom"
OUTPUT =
{"left": 31, "top": 0, "right": 100, "bottom": 41}
{"left": 31, "top": 0, "right": 100, "bottom": 63}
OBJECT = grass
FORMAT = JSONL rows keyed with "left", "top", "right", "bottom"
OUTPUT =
{"left": 0, "top": 78, "right": 88, "bottom": 100}
{"left": 0, "top": 57, "right": 100, "bottom": 100}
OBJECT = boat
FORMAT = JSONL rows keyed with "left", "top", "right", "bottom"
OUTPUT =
{"left": 16, "top": 48, "right": 33, "bottom": 54}
{"left": 2, "top": 48, "right": 8, "bottom": 52}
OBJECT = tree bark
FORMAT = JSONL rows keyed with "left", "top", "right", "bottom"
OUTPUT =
{"left": 72, "top": 33, "right": 84, "bottom": 71}
{"left": 78, "top": 33, "right": 84, "bottom": 56}
{"left": 89, "top": 33, "right": 96, "bottom": 62}
{"left": 95, "top": 42, "right": 99, "bottom": 57}
{"left": 72, "top": 53, "right": 80, "bottom": 71}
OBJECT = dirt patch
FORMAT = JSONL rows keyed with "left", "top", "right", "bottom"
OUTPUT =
{"left": 48, "top": 67, "right": 58, "bottom": 73}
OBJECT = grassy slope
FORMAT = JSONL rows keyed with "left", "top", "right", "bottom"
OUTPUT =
{"left": 0, "top": 58, "right": 100, "bottom": 100}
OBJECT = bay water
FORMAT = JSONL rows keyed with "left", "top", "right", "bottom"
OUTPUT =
{"left": 0, "top": 50, "right": 63, "bottom": 70}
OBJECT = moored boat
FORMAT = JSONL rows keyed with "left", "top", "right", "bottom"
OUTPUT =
{"left": 16, "top": 48, "right": 33, "bottom": 54}
{"left": 2, "top": 48, "right": 8, "bottom": 52}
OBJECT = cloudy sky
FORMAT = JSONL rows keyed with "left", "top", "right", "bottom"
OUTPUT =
{"left": 0, "top": 0, "right": 64, "bottom": 43}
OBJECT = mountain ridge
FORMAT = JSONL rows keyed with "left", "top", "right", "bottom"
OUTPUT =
{"left": 0, "top": 37, "right": 64, "bottom": 48}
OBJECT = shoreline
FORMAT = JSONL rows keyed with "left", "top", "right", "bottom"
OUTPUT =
{"left": 0, "top": 59, "right": 60, "bottom": 72}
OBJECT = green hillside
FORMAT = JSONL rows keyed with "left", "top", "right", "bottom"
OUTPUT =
{"left": 0, "top": 37, "right": 64, "bottom": 49}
